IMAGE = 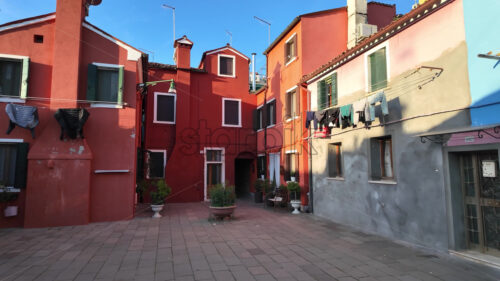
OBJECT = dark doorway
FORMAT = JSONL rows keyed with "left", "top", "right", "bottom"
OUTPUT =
{"left": 235, "top": 159, "right": 252, "bottom": 198}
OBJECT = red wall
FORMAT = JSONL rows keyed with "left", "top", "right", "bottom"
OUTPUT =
{"left": 367, "top": 2, "right": 397, "bottom": 30}
{"left": 145, "top": 47, "right": 257, "bottom": 202}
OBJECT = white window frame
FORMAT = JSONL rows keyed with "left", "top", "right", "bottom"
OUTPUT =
{"left": 0, "top": 54, "right": 29, "bottom": 103}
{"left": 154, "top": 92, "right": 176, "bottom": 124}
{"left": 266, "top": 98, "right": 276, "bottom": 128}
{"left": 147, "top": 149, "right": 166, "bottom": 179}
{"left": 286, "top": 85, "right": 299, "bottom": 122}
{"left": 89, "top": 62, "right": 124, "bottom": 109}
{"left": 364, "top": 41, "right": 390, "bottom": 93}
{"left": 222, "top": 97, "right": 242, "bottom": 127}
{"left": 285, "top": 33, "right": 297, "bottom": 66}
{"left": 204, "top": 147, "right": 225, "bottom": 201}
{"left": 256, "top": 104, "right": 264, "bottom": 132}
{"left": 217, "top": 54, "right": 236, "bottom": 78}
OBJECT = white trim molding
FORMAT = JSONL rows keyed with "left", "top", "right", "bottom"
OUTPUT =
{"left": 0, "top": 15, "right": 55, "bottom": 33}
{"left": 92, "top": 62, "right": 123, "bottom": 69}
{"left": 285, "top": 150, "right": 297, "bottom": 154}
{"left": 217, "top": 54, "right": 236, "bottom": 78}
{"left": 0, "top": 138, "right": 23, "bottom": 143}
{"left": 206, "top": 47, "right": 249, "bottom": 61}
{"left": 286, "top": 85, "right": 298, "bottom": 93}
{"left": 0, "top": 97, "right": 26, "bottom": 104}
{"left": 364, "top": 41, "right": 390, "bottom": 93}
{"left": 222, "top": 97, "right": 242, "bottom": 127}
{"left": 154, "top": 92, "right": 176, "bottom": 124}
{"left": 90, "top": 103, "right": 123, "bottom": 109}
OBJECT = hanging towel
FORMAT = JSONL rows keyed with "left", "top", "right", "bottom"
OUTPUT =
{"left": 340, "top": 104, "right": 353, "bottom": 129}
{"left": 305, "top": 111, "right": 317, "bottom": 130}
{"left": 352, "top": 99, "right": 367, "bottom": 125}
{"left": 54, "top": 108, "right": 90, "bottom": 140}
{"left": 5, "top": 103, "right": 39, "bottom": 139}
{"left": 366, "top": 91, "right": 389, "bottom": 122}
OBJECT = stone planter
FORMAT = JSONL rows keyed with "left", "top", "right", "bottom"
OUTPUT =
{"left": 209, "top": 205, "right": 236, "bottom": 220}
{"left": 151, "top": 204, "right": 164, "bottom": 218}
{"left": 290, "top": 200, "right": 301, "bottom": 214}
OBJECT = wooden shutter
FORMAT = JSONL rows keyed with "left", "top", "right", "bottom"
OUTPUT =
{"left": 14, "top": 142, "right": 29, "bottom": 189}
{"left": 86, "top": 64, "right": 97, "bottom": 101}
{"left": 262, "top": 104, "right": 268, "bottom": 127}
{"left": 317, "top": 80, "right": 326, "bottom": 110}
{"left": 330, "top": 73, "right": 338, "bottom": 106}
{"left": 271, "top": 100, "right": 276, "bottom": 125}
{"left": 284, "top": 154, "right": 291, "bottom": 181}
{"left": 252, "top": 109, "right": 258, "bottom": 131}
{"left": 117, "top": 66, "right": 124, "bottom": 104}
{"left": 20, "top": 57, "right": 29, "bottom": 99}
{"left": 370, "top": 48, "right": 387, "bottom": 92}
{"left": 285, "top": 93, "right": 291, "bottom": 119}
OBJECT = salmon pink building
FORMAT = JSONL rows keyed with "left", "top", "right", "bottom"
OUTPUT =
{"left": 0, "top": 0, "right": 145, "bottom": 228}
{"left": 143, "top": 39, "right": 257, "bottom": 202}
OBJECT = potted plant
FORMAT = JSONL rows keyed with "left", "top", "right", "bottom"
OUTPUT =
{"left": 209, "top": 184, "right": 236, "bottom": 220}
{"left": 254, "top": 179, "right": 264, "bottom": 203}
{"left": 150, "top": 179, "right": 171, "bottom": 218}
{"left": 136, "top": 179, "right": 148, "bottom": 204}
{"left": 286, "top": 181, "right": 301, "bottom": 214}
{"left": 290, "top": 171, "right": 298, "bottom": 182}
{"left": 0, "top": 183, "right": 19, "bottom": 217}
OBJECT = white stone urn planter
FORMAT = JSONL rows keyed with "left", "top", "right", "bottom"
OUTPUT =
{"left": 151, "top": 204, "right": 164, "bottom": 218}
{"left": 290, "top": 200, "right": 301, "bottom": 214}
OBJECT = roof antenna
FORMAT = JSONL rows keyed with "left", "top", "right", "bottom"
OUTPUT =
{"left": 225, "top": 30, "right": 232, "bottom": 45}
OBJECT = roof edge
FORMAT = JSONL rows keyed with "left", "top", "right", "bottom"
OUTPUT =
{"left": 0, "top": 13, "right": 55, "bottom": 33}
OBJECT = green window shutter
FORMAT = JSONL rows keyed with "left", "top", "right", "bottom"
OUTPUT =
{"left": 20, "top": 58, "right": 29, "bottom": 99}
{"left": 117, "top": 66, "right": 124, "bottom": 104}
{"left": 317, "top": 80, "right": 326, "bottom": 110}
{"left": 86, "top": 64, "right": 97, "bottom": 101}
{"left": 370, "top": 48, "right": 388, "bottom": 92}
{"left": 14, "top": 142, "right": 29, "bottom": 189}
{"left": 331, "top": 73, "right": 338, "bottom": 106}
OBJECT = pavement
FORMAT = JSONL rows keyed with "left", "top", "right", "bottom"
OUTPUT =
{"left": 0, "top": 201, "right": 499, "bottom": 281}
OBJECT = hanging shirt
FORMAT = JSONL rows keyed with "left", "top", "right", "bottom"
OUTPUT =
{"left": 352, "top": 99, "right": 367, "bottom": 125}
{"left": 340, "top": 104, "right": 353, "bottom": 129}
{"left": 315, "top": 110, "right": 328, "bottom": 130}
{"left": 5, "top": 103, "right": 39, "bottom": 139}
{"left": 305, "top": 111, "right": 317, "bottom": 130}
{"left": 54, "top": 108, "right": 90, "bottom": 140}
{"left": 366, "top": 91, "right": 389, "bottom": 122}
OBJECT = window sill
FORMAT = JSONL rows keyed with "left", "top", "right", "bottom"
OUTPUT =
{"left": 368, "top": 180, "right": 397, "bottom": 185}
{"left": 0, "top": 97, "right": 25, "bottom": 104}
{"left": 266, "top": 124, "right": 276, "bottom": 129}
{"left": 0, "top": 187, "right": 21, "bottom": 193}
{"left": 90, "top": 103, "right": 123, "bottom": 109}
{"left": 218, "top": 73, "right": 235, "bottom": 78}
{"left": 94, "top": 170, "right": 130, "bottom": 174}
{"left": 327, "top": 177, "right": 345, "bottom": 181}
{"left": 285, "top": 116, "right": 300, "bottom": 123}
{"left": 153, "top": 120, "right": 175, "bottom": 125}
{"left": 256, "top": 128, "right": 264, "bottom": 132}
{"left": 222, "top": 124, "right": 242, "bottom": 128}
{"left": 285, "top": 56, "right": 297, "bottom": 67}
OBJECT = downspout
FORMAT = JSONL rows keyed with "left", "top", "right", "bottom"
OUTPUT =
{"left": 139, "top": 54, "right": 149, "bottom": 180}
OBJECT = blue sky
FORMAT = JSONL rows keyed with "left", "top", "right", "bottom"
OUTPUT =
{"left": 0, "top": 0, "right": 414, "bottom": 75}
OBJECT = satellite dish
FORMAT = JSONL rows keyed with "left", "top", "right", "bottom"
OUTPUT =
{"left": 86, "top": 0, "right": 102, "bottom": 6}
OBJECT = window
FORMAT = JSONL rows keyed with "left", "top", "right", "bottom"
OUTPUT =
{"left": 328, "top": 143, "right": 342, "bottom": 178}
{"left": 370, "top": 136, "right": 393, "bottom": 180}
{"left": 0, "top": 142, "right": 29, "bottom": 188}
{"left": 87, "top": 63, "right": 124, "bottom": 105}
{"left": 253, "top": 106, "right": 264, "bottom": 131}
{"left": 367, "top": 46, "right": 388, "bottom": 92}
{"left": 205, "top": 148, "right": 224, "bottom": 200}
{"left": 285, "top": 151, "right": 297, "bottom": 182}
{"left": 257, "top": 155, "right": 266, "bottom": 179}
{"left": 218, "top": 54, "right": 235, "bottom": 77}
{"left": 147, "top": 150, "right": 166, "bottom": 179}
{"left": 285, "top": 34, "right": 297, "bottom": 64}
{"left": 0, "top": 55, "right": 29, "bottom": 99}
{"left": 266, "top": 100, "right": 276, "bottom": 127}
{"left": 285, "top": 88, "right": 298, "bottom": 120}
{"left": 154, "top": 92, "right": 176, "bottom": 124}
{"left": 317, "top": 73, "right": 337, "bottom": 110}
{"left": 222, "top": 98, "right": 241, "bottom": 127}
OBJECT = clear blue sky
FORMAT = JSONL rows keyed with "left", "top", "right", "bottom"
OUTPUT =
{"left": 0, "top": 0, "right": 414, "bottom": 75}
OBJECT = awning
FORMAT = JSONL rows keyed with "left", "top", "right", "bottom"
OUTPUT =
{"left": 416, "top": 124, "right": 500, "bottom": 143}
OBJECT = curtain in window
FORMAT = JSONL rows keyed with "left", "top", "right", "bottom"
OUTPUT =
{"left": 370, "top": 48, "right": 388, "bottom": 92}
{"left": 383, "top": 140, "right": 392, "bottom": 178}
{"left": 0, "top": 60, "right": 22, "bottom": 97}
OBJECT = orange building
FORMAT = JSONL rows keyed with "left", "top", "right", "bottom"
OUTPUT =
{"left": 255, "top": 2, "right": 395, "bottom": 209}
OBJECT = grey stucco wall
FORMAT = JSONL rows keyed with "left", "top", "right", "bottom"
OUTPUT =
{"left": 310, "top": 42, "right": 472, "bottom": 250}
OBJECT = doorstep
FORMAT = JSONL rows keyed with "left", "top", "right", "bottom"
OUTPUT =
{"left": 450, "top": 250, "right": 500, "bottom": 269}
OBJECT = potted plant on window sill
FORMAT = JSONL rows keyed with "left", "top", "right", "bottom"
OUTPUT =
{"left": 0, "top": 184, "right": 20, "bottom": 217}
{"left": 150, "top": 179, "right": 171, "bottom": 218}
{"left": 209, "top": 184, "right": 236, "bottom": 220}
{"left": 286, "top": 181, "right": 301, "bottom": 214}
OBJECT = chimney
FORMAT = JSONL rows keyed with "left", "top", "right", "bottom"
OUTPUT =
{"left": 251, "top": 53, "right": 256, "bottom": 92}
{"left": 347, "top": 0, "right": 368, "bottom": 49}
{"left": 173, "top": 35, "right": 193, "bottom": 69}
{"left": 50, "top": 0, "right": 88, "bottom": 108}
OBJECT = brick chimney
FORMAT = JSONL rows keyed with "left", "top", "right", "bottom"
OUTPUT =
{"left": 173, "top": 35, "right": 193, "bottom": 69}
{"left": 347, "top": 0, "right": 368, "bottom": 49}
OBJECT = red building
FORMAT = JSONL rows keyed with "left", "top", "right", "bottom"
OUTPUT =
{"left": 0, "top": 0, "right": 145, "bottom": 228}
{"left": 254, "top": 1, "right": 396, "bottom": 209}
{"left": 143, "top": 38, "right": 257, "bottom": 202}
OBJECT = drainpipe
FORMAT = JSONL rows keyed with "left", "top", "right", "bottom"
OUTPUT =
{"left": 251, "top": 53, "right": 256, "bottom": 92}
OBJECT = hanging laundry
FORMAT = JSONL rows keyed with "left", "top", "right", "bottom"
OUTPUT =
{"left": 315, "top": 109, "right": 328, "bottom": 130}
{"left": 305, "top": 111, "right": 317, "bottom": 130}
{"left": 5, "top": 103, "right": 39, "bottom": 139}
{"left": 352, "top": 99, "right": 367, "bottom": 126}
{"left": 340, "top": 104, "right": 353, "bottom": 129}
{"left": 366, "top": 91, "right": 389, "bottom": 122}
{"left": 326, "top": 108, "right": 340, "bottom": 128}
{"left": 54, "top": 108, "right": 90, "bottom": 140}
